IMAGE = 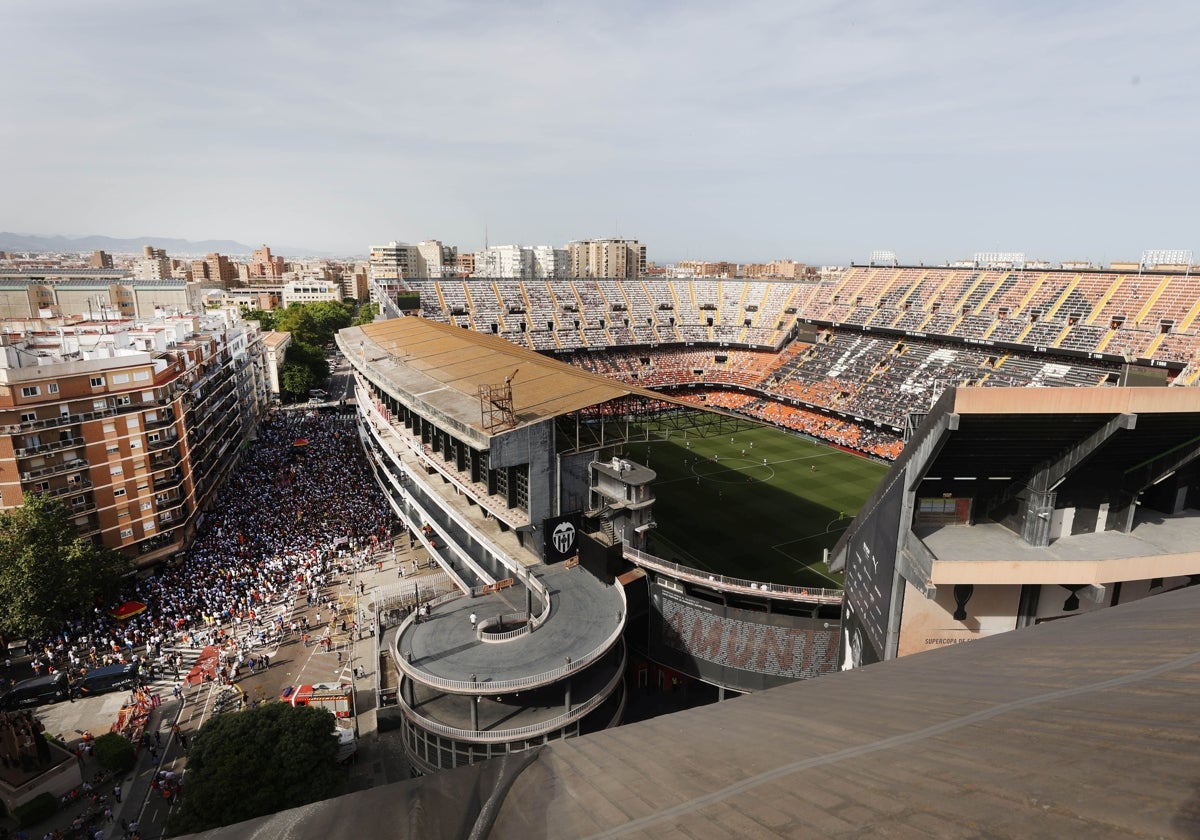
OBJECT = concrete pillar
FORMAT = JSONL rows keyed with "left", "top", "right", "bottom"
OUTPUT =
{"left": 470, "top": 673, "right": 478, "bottom": 731}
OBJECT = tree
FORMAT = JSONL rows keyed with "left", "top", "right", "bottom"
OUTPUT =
{"left": 352, "top": 302, "right": 379, "bottom": 326}
{"left": 279, "top": 360, "right": 317, "bottom": 399}
{"left": 165, "top": 703, "right": 344, "bottom": 836}
{"left": 243, "top": 308, "right": 279, "bottom": 331}
{"left": 92, "top": 732, "right": 136, "bottom": 774}
{"left": 0, "top": 494, "right": 129, "bottom": 638}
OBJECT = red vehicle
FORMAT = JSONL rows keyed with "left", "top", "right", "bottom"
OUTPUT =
{"left": 280, "top": 683, "right": 354, "bottom": 719}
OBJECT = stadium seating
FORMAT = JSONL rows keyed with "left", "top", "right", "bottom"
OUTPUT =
{"left": 403, "top": 268, "right": 1198, "bottom": 460}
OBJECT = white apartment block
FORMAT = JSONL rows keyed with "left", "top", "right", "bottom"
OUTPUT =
{"left": 531, "top": 246, "right": 568, "bottom": 279}
{"left": 473, "top": 245, "right": 533, "bottom": 279}
{"left": 282, "top": 279, "right": 344, "bottom": 306}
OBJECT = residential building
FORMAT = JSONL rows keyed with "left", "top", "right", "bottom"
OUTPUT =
{"left": 339, "top": 262, "right": 369, "bottom": 302}
{"left": 0, "top": 311, "right": 269, "bottom": 566}
{"left": 250, "top": 245, "right": 286, "bottom": 279}
{"left": 416, "top": 241, "right": 458, "bottom": 279}
{"left": 261, "top": 331, "right": 292, "bottom": 396}
{"left": 473, "top": 245, "right": 532, "bottom": 278}
{"left": 530, "top": 246, "right": 568, "bottom": 279}
{"left": 191, "top": 253, "right": 238, "bottom": 289}
{"left": 89, "top": 251, "right": 113, "bottom": 269}
{"left": 134, "top": 245, "right": 172, "bottom": 281}
{"left": 370, "top": 242, "right": 424, "bottom": 281}
{"left": 566, "top": 239, "right": 646, "bottom": 279}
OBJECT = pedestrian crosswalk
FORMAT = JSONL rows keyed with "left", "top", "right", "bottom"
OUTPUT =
{"left": 139, "top": 645, "right": 202, "bottom": 699}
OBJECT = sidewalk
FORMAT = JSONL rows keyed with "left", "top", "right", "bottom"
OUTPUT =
{"left": 341, "top": 538, "right": 432, "bottom": 789}
{"left": 1, "top": 691, "right": 188, "bottom": 839}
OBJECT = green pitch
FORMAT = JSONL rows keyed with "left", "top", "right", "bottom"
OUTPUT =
{"left": 632, "top": 426, "right": 886, "bottom": 589}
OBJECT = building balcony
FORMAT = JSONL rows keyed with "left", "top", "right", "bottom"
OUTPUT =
{"left": 12, "top": 437, "right": 83, "bottom": 458}
{"left": 148, "top": 434, "right": 180, "bottom": 451}
{"left": 148, "top": 449, "right": 182, "bottom": 471}
{"left": 21, "top": 458, "right": 88, "bottom": 481}
{"left": 153, "top": 471, "right": 185, "bottom": 492}
{"left": 2, "top": 407, "right": 114, "bottom": 434}
{"left": 145, "top": 411, "right": 177, "bottom": 429}
{"left": 42, "top": 479, "right": 93, "bottom": 499}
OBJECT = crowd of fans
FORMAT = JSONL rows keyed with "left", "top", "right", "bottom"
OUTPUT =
{"left": 19, "top": 412, "right": 393, "bottom": 691}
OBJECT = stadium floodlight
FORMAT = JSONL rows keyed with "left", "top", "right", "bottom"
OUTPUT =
{"left": 1141, "top": 249, "right": 1193, "bottom": 269}
{"left": 869, "top": 250, "right": 898, "bottom": 267}
{"left": 974, "top": 252, "right": 1026, "bottom": 269}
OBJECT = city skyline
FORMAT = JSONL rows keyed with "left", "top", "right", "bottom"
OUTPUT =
{"left": 4, "top": 1, "right": 1200, "bottom": 265}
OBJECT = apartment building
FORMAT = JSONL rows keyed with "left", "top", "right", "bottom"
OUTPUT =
{"left": 369, "top": 242, "right": 424, "bottom": 281}
{"left": 566, "top": 239, "right": 647, "bottom": 279}
{"left": 249, "top": 245, "right": 286, "bottom": 279}
{"left": 0, "top": 311, "right": 270, "bottom": 566}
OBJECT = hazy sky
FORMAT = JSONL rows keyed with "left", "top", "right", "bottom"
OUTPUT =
{"left": 4, "top": 1, "right": 1199, "bottom": 264}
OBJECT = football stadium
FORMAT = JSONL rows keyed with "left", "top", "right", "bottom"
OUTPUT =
{"left": 330, "top": 259, "right": 1200, "bottom": 791}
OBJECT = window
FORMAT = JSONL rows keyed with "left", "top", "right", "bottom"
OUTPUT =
{"left": 134, "top": 371, "right": 150, "bottom": 382}
{"left": 95, "top": 401, "right": 110, "bottom": 412}
{"left": 21, "top": 386, "right": 40, "bottom": 398}
{"left": 102, "top": 422, "right": 116, "bottom": 433}
{"left": 110, "top": 465, "right": 124, "bottom": 476}
{"left": 116, "top": 395, "right": 131, "bottom": 406}
{"left": 20, "top": 412, "right": 36, "bottom": 423}
{"left": 113, "top": 488, "right": 126, "bottom": 497}
{"left": 33, "top": 481, "right": 49, "bottom": 492}
{"left": 111, "top": 374, "right": 130, "bottom": 385}
{"left": 129, "top": 440, "right": 141, "bottom": 449}
{"left": 47, "top": 383, "right": 59, "bottom": 394}
{"left": 106, "top": 445, "right": 119, "bottom": 455}
{"left": 140, "top": 501, "right": 152, "bottom": 511}
{"left": 126, "top": 416, "right": 140, "bottom": 429}
{"left": 90, "top": 376, "right": 105, "bottom": 388}
{"left": 147, "top": 433, "right": 160, "bottom": 443}
{"left": 120, "top": 528, "right": 134, "bottom": 539}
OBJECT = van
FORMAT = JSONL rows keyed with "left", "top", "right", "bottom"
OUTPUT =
{"left": 0, "top": 672, "right": 69, "bottom": 710}
{"left": 78, "top": 662, "right": 140, "bottom": 697}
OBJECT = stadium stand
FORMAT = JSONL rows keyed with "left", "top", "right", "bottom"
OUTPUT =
{"left": 405, "top": 267, "right": 1200, "bottom": 460}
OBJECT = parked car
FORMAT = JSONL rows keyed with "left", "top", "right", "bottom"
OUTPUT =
{"left": 77, "top": 662, "right": 140, "bottom": 697}
{"left": 0, "top": 672, "right": 70, "bottom": 710}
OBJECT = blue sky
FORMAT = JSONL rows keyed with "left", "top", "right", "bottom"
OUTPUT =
{"left": 3, "top": 0, "right": 1199, "bottom": 264}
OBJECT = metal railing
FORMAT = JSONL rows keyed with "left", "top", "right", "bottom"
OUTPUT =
{"left": 392, "top": 585, "right": 626, "bottom": 695}
{"left": 623, "top": 546, "right": 843, "bottom": 604}
{"left": 22, "top": 458, "right": 88, "bottom": 480}
{"left": 397, "top": 640, "right": 625, "bottom": 743}
{"left": 360, "top": 401, "right": 551, "bottom": 615}
{"left": 477, "top": 612, "right": 531, "bottom": 643}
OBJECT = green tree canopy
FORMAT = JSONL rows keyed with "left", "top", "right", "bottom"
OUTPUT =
{"left": 243, "top": 308, "right": 279, "bottom": 331}
{"left": 166, "top": 703, "right": 344, "bottom": 836}
{"left": 276, "top": 301, "right": 352, "bottom": 348}
{"left": 0, "top": 494, "right": 129, "bottom": 638}
{"left": 352, "top": 302, "right": 379, "bottom": 326}
{"left": 279, "top": 360, "right": 318, "bottom": 398}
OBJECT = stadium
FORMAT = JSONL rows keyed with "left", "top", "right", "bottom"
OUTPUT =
{"left": 335, "top": 257, "right": 1200, "bottom": 785}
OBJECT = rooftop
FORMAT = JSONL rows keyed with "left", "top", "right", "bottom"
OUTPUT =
{"left": 190, "top": 583, "right": 1200, "bottom": 840}
{"left": 340, "top": 318, "right": 705, "bottom": 443}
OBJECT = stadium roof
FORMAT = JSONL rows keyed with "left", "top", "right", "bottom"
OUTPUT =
{"left": 186, "top": 584, "right": 1200, "bottom": 839}
{"left": 339, "top": 317, "right": 723, "bottom": 442}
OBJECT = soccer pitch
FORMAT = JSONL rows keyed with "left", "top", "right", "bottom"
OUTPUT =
{"left": 633, "top": 426, "right": 887, "bottom": 589}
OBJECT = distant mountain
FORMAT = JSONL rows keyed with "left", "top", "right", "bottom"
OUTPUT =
{"left": 0, "top": 232, "right": 333, "bottom": 258}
